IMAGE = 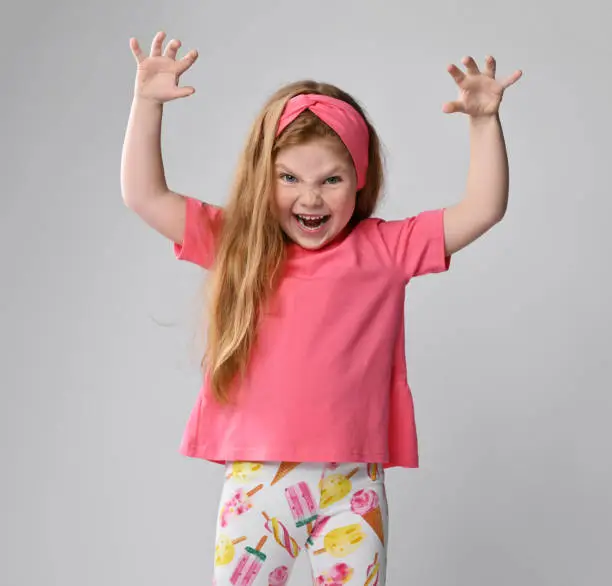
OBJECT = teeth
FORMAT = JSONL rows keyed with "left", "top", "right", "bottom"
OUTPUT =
{"left": 296, "top": 214, "right": 328, "bottom": 230}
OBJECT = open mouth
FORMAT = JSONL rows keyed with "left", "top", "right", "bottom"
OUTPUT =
{"left": 294, "top": 214, "right": 331, "bottom": 231}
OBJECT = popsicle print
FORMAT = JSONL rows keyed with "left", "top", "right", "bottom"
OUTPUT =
{"left": 262, "top": 511, "right": 300, "bottom": 558}
{"left": 366, "top": 463, "right": 379, "bottom": 481}
{"left": 313, "top": 524, "right": 366, "bottom": 558}
{"left": 220, "top": 484, "right": 264, "bottom": 528}
{"left": 215, "top": 535, "right": 247, "bottom": 566}
{"left": 319, "top": 467, "right": 360, "bottom": 509}
{"left": 306, "top": 515, "right": 331, "bottom": 548}
{"left": 364, "top": 552, "right": 380, "bottom": 586}
{"left": 314, "top": 562, "right": 354, "bottom": 585}
{"left": 285, "top": 481, "right": 318, "bottom": 532}
{"left": 226, "top": 462, "right": 264, "bottom": 482}
{"left": 230, "top": 535, "right": 268, "bottom": 586}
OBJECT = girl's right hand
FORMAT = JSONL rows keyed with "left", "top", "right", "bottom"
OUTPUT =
{"left": 129, "top": 31, "right": 198, "bottom": 104}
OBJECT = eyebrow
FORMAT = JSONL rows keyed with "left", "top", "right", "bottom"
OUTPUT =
{"left": 275, "top": 163, "right": 348, "bottom": 176}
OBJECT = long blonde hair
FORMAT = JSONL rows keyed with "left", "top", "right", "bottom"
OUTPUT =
{"left": 205, "top": 80, "right": 385, "bottom": 403}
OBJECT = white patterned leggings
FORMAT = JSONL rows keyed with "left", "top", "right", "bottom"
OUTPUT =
{"left": 213, "top": 461, "right": 388, "bottom": 586}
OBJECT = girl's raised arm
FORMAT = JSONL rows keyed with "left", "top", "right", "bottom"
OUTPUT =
{"left": 440, "top": 56, "right": 522, "bottom": 256}
{"left": 121, "top": 31, "right": 199, "bottom": 246}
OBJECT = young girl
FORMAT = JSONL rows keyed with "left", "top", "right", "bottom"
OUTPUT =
{"left": 122, "top": 31, "right": 521, "bottom": 586}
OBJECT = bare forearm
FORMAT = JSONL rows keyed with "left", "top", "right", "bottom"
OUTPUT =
{"left": 120, "top": 97, "right": 169, "bottom": 207}
{"left": 465, "top": 114, "right": 509, "bottom": 221}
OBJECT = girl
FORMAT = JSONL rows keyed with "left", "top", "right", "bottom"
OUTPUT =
{"left": 121, "top": 31, "right": 521, "bottom": 586}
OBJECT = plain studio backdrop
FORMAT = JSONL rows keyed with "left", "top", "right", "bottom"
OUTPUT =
{"left": 2, "top": 0, "right": 610, "bottom": 584}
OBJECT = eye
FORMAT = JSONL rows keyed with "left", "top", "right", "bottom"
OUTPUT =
{"left": 325, "top": 176, "right": 342, "bottom": 185}
{"left": 280, "top": 173, "right": 297, "bottom": 183}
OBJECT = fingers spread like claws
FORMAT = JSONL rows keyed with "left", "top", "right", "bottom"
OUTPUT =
{"left": 462, "top": 56, "right": 480, "bottom": 75}
{"left": 130, "top": 38, "right": 145, "bottom": 63}
{"left": 176, "top": 50, "right": 199, "bottom": 74}
{"left": 150, "top": 31, "right": 165, "bottom": 57}
{"left": 484, "top": 55, "right": 496, "bottom": 78}
{"left": 447, "top": 64, "right": 466, "bottom": 85}
{"left": 442, "top": 100, "right": 465, "bottom": 114}
{"left": 501, "top": 69, "right": 523, "bottom": 89}
{"left": 164, "top": 39, "right": 181, "bottom": 60}
{"left": 174, "top": 86, "right": 196, "bottom": 99}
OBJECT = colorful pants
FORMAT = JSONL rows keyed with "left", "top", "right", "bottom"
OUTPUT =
{"left": 213, "top": 461, "right": 388, "bottom": 586}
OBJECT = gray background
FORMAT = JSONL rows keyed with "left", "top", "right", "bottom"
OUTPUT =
{"left": 2, "top": 0, "right": 611, "bottom": 584}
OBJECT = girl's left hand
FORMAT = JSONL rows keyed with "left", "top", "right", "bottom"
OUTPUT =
{"left": 442, "top": 56, "right": 522, "bottom": 118}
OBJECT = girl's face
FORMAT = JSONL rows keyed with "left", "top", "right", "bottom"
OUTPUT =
{"left": 273, "top": 139, "right": 357, "bottom": 250}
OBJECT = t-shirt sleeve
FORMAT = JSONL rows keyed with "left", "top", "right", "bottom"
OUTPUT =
{"left": 377, "top": 208, "right": 451, "bottom": 281}
{"left": 173, "top": 196, "right": 223, "bottom": 269}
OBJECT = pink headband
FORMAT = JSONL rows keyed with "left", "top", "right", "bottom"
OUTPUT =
{"left": 276, "top": 93, "right": 370, "bottom": 189}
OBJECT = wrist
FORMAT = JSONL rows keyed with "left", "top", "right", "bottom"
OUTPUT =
{"left": 469, "top": 113, "right": 500, "bottom": 127}
{"left": 132, "top": 94, "right": 164, "bottom": 108}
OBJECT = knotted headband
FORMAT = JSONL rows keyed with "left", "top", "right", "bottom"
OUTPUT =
{"left": 276, "top": 94, "right": 370, "bottom": 190}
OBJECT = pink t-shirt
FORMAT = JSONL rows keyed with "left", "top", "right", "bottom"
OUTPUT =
{"left": 174, "top": 196, "right": 451, "bottom": 468}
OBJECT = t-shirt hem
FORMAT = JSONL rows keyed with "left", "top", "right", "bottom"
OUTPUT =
{"left": 179, "top": 443, "right": 419, "bottom": 469}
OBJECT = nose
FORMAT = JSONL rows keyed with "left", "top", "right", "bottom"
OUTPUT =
{"left": 299, "top": 186, "right": 323, "bottom": 207}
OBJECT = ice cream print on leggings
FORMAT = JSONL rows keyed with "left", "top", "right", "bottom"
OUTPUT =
{"left": 213, "top": 462, "right": 387, "bottom": 585}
